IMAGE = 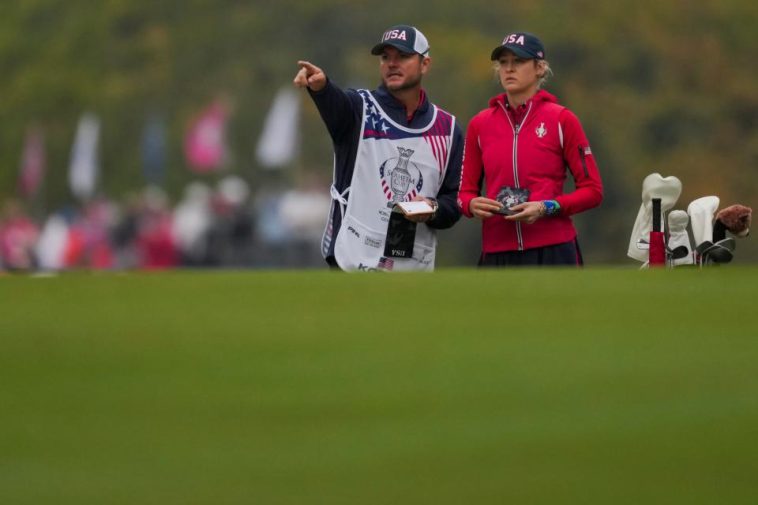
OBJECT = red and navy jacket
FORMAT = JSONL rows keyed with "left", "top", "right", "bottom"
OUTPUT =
{"left": 309, "top": 80, "right": 463, "bottom": 263}
{"left": 458, "top": 90, "right": 603, "bottom": 253}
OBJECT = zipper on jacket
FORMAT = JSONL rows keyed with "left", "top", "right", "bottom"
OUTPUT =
{"left": 512, "top": 124, "right": 524, "bottom": 250}
{"left": 500, "top": 101, "right": 532, "bottom": 251}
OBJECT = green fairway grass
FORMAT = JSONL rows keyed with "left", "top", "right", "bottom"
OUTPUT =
{"left": 1, "top": 268, "right": 757, "bottom": 504}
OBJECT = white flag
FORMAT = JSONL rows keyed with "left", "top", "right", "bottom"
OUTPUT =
{"left": 69, "top": 113, "right": 101, "bottom": 201}
{"left": 256, "top": 86, "right": 300, "bottom": 169}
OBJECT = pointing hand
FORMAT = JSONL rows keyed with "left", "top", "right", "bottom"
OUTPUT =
{"left": 294, "top": 61, "right": 326, "bottom": 92}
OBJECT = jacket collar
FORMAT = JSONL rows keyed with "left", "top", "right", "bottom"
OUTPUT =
{"left": 375, "top": 84, "right": 430, "bottom": 115}
{"left": 489, "top": 89, "right": 558, "bottom": 109}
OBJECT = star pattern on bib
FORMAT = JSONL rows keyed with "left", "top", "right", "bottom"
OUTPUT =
{"left": 364, "top": 101, "right": 389, "bottom": 137}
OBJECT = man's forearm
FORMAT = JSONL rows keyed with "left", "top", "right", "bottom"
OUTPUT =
{"left": 308, "top": 79, "right": 360, "bottom": 143}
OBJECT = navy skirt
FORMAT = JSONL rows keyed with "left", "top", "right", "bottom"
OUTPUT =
{"left": 478, "top": 239, "right": 583, "bottom": 267}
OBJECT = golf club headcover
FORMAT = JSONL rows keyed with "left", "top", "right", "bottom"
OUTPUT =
{"left": 628, "top": 173, "right": 683, "bottom": 262}
{"left": 713, "top": 204, "right": 752, "bottom": 241}
{"left": 667, "top": 210, "right": 693, "bottom": 265}
{"left": 687, "top": 196, "right": 720, "bottom": 246}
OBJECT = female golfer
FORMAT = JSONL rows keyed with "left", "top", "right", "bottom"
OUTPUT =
{"left": 458, "top": 32, "right": 603, "bottom": 266}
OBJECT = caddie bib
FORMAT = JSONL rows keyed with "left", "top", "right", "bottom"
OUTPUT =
{"left": 324, "top": 89, "right": 455, "bottom": 272}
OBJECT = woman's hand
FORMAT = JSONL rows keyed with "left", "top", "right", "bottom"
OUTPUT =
{"left": 504, "top": 201, "right": 545, "bottom": 224}
{"left": 469, "top": 197, "right": 504, "bottom": 220}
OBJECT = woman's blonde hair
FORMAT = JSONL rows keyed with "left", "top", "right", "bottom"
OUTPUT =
{"left": 536, "top": 60, "right": 552, "bottom": 88}
{"left": 492, "top": 59, "right": 553, "bottom": 89}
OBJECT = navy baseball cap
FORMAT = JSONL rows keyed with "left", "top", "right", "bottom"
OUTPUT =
{"left": 491, "top": 32, "right": 546, "bottom": 60}
{"left": 371, "top": 25, "right": 430, "bottom": 56}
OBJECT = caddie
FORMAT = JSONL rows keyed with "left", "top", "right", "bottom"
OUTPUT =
{"left": 293, "top": 24, "right": 463, "bottom": 271}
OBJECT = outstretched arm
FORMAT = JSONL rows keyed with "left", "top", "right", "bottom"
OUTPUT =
{"left": 293, "top": 60, "right": 361, "bottom": 144}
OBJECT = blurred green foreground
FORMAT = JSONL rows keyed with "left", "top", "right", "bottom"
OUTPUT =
{"left": 1, "top": 268, "right": 757, "bottom": 504}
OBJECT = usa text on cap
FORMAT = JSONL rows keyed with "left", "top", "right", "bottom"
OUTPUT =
{"left": 491, "top": 32, "right": 545, "bottom": 61}
{"left": 371, "top": 25, "right": 430, "bottom": 56}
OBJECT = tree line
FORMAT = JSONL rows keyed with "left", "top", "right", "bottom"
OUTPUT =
{"left": 1, "top": 0, "right": 755, "bottom": 263}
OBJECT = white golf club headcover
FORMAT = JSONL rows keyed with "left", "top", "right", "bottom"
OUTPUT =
{"left": 667, "top": 210, "right": 693, "bottom": 265}
{"left": 687, "top": 196, "right": 720, "bottom": 246}
{"left": 628, "top": 173, "right": 683, "bottom": 262}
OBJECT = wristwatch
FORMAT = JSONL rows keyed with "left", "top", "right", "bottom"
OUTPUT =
{"left": 542, "top": 199, "right": 560, "bottom": 216}
{"left": 428, "top": 197, "right": 439, "bottom": 220}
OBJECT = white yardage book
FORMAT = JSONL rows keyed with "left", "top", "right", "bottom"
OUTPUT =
{"left": 394, "top": 201, "right": 435, "bottom": 216}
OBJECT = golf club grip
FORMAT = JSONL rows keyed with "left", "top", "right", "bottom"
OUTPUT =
{"left": 649, "top": 231, "right": 665, "bottom": 266}
{"left": 652, "top": 198, "right": 662, "bottom": 232}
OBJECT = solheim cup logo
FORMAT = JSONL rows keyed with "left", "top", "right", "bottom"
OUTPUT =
{"left": 390, "top": 147, "right": 414, "bottom": 203}
{"left": 535, "top": 122, "right": 547, "bottom": 138}
{"left": 379, "top": 146, "right": 423, "bottom": 207}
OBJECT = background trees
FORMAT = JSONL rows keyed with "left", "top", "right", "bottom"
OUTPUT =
{"left": 1, "top": 0, "right": 756, "bottom": 264}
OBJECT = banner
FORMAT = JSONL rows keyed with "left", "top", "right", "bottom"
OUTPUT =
{"left": 184, "top": 101, "right": 229, "bottom": 173}
{"left": 17, "top": 127, "right": 46, "bottom": 199}
{"left": 69, "top": 113, "right": 101, "bottom": 201}
{"left": 141, "top": 114, "right": 167, "bottom": 186}
{"left": 256, "top": 86, "right": 300, "bottom": 170}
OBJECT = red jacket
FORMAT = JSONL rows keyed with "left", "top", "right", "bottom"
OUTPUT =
{"left": 458, "top": 90, "right": 603, "bottom": 252}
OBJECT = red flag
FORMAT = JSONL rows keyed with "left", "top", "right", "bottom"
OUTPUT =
{"left": 184, "top": 101, "right": 229, "bottom": 173}
{"left": 17, "top": 127, "right": 46, "bottom": 198}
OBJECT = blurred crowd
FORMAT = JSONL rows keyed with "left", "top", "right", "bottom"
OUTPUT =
{"left": 0, "top": 175, "right": 332, "bottom": 272}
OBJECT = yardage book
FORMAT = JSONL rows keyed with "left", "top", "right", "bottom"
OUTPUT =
{"left": 393, "top": 201, "right": 435, "bottom": 217}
